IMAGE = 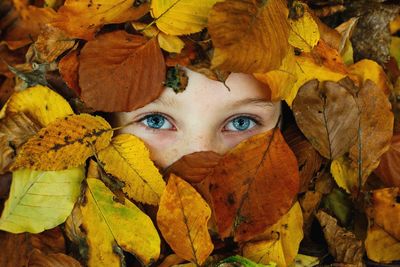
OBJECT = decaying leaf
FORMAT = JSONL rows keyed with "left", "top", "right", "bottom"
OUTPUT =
{"left": 0, "top": 167, "right": 85, "bottom": 233}
{"left": 288, "top": 7, "right": 320, "bottom": 52}
{"left": 157, "top": 174, "right": 213, "bottom": 265}
{"left": 150, "top": 0, "right": 219, "bottom": 36}
{"left": 293, "top": 79, "right": 360, "bottom": 160}
{"left": 242, "top": 202, "right": 303, "bottom": 266}
{"left": 316, "top": 210, "right": 363, "bottom": 265}
{"left": 208, "top": 0, "right": 290, "bottom": 73}
{"left": 374, "top": 134, "right": 400, "bottom": 187}
{"left": 365, "top": 223, "right": 400, "bottom": 264}
{"left": 79, "top": 31, "right": 166, "bottom": 112}
{"left": 82, "top": 178, "right": 160, "bottom": 266}
{"left": 51, "top": 0, "right": 148, "bottom": 40}
{"left": 98, "top": 134, "right": 165, "bottom": 205}
{"left": 11, "top": 114, "right": 112, "bottom": 171}
{"left": 209, "top": 129, "right": 299, "bottom": 242}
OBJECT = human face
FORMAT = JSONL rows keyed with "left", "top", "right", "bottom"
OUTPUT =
{"left": 114, "top": 68, "right": 281, "bottom": 169}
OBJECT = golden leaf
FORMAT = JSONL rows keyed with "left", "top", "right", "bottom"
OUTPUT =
{"left": 82, "top": 178, "right": 160, "bottom": 266}
{"left": 98, "top": 134, "right": 165, "bottom": 205}
{"left": 6, "top": 85, "right": 74, "bottom": 126}
{"left": 365, "top": 224, "right": 400, "bottom": 264}
{"left": 288, "top": 8, "right": 320, "bottom": 52}
{"left": 157, "top": 174, "right": 213, "bottom": 265}
{"left": 0, "top": 167, "right": 85, "bottom": 233}
{"left": 330, "top": 156, "right": 357, "bottom": 194}
{"left": 208, "top": 0, "right": 290, "bottom": 73}
{"left": 11, "top": 114, "right": 112, "bottom": 171}
{"left": 150, "top": 0, "right": 220, "bottom": 35}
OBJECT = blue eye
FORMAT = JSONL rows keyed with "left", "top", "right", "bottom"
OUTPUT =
{"left": 141, "top": 114, "right": 173, "bottom": 130}
{"left": 225, "top": 116, "right": 257, "bottom": 131}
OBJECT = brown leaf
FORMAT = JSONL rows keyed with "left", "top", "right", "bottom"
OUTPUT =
{"left": 374, "top": 134, "right": 400, "bottom": 187}
{"left": 316, "top": 210, "right": 363, "bottom": 265}
{"left": 292, "top": 79, "right": 360, "bottom": 160}
{"left": 0, "top": 78, "right": 15, "bottom": 107}
{"left": 59, "top": 50, "right": 80, "bottom": 96}
{"left": 79, "top": 31, "right": 165, "bottom": 112}
{"left": 299, "top": 191, "right": 323, "bottom": 237}
{"left": 0, "top": 45, "right": 26, "bottom": 77}
{"left": 28, "top": 249, "right": 82, "bottom": 267}
{"left": 208, "top": 0, "right": 290, "bottom": 73}
{"left": 209, "top": 129, "right": 300, "bottom": 242}
{"left": 163, "top": 151, "right": 222, "bottom": 183}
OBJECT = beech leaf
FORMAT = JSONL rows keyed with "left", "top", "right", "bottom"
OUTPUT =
{"left": 59, "top": 50, "right": 80, "bottom": 95}
{"left": 11, "top": 114, "right": 113, "bottom": 171}
{"left": 374, "top": 134, "right": 400, "bottom": 187}
{"left": 0, "top": 167, "right": 85, "bottom": 233}
{"left": 209, "top": 129, "right": 299, "bottom": 242}
{"left": 79, "top": 31, "right": 166, "bottom": 112}
{"left": 82, "top": 178, "right": 160, "bottom": 266}
{"left": 98, "top": 134, "right": 165, "bottom": 205}
{"left": 365, "top": 224, "right": 400, "bottom": 264}
{"left": 157, "top": 174, "right": 213, "bottom": 265}
{"left": 288, "top": 7, "right": 320, "bottom": 52}
{"left": 208, "top": 0, "right": 290, "bottom": 73}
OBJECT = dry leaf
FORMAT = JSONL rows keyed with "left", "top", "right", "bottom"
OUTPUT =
{"left": 208, "top": 0, "right": 290, "bottom": 73}
{"left": 79, "top": 31, "right": 165, "bottom": 112}
{"left": 164, "top": 151, "right": 222, "bottom": 183}
{"left": 316, "top": 210, "right": 363, "bottom": 265}
{"left": 299, "top": 191, "right": 323, "bottom": 236}
{"left": 157, "top": 174, "right": 213, "bottom": 266}
{"left": 292, "top": 79, "right": 360, "bottom": 160}
{"left": 11, "top": 114, "right": 112, "bottom": 171}
{"left": 28, "top": 249, "right": 82, "bottom": 267}
{"left": 288, "top": 7, "right": 320, "bottom": 52}
{"left": 98, "top": 134, "right": 165, "bottom": 205}
{"left": 365, "top": 223, "right": 400, "bottom": 264}
{"left": 209, "top": 129, "right": 299, "bottom": 242}
{"left": 0, "top": 45, "right": 26, "bottom": 78}
{"left": 374, "top": 134, "right": 400, "bottom": 187}
{"left": 59, "top": 50, "right": 80, "bottom": 95}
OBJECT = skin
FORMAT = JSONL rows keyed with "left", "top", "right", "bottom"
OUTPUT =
{"left": 114, "top": 68, "right": 281, "bottom": 169}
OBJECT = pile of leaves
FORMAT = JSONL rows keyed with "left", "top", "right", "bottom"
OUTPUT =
{"left": 0, "top": 0, "right": 400, "bottom": 266}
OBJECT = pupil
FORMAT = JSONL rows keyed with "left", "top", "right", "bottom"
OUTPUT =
{"left": 147, "top": 115, "right": 164, "bottom": 129}
{"left": 233, "top": 117, "right": 250, "bottom": 131}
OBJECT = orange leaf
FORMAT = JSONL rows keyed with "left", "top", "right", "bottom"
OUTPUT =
{"left": 209, "top": 129, "right": 299, "bottom": 242}
{"left": 59, "top": 50, "right": 80, "bottom": 95}
{"left": 79, "top": 31, "right": 165, "bottom": 112}
{"left": 157, "top": 174, "right": 213, "bottom": 265}
{"left": 374, "top": 134, "right": 400, "bottom": 187}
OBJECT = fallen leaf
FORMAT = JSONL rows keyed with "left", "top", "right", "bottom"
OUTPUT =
{"left": 0, "top": 167, "right": 85, "bottom": 233}
{"left": 79, "top": 31, "right": 165, "bottom": 112}
{"left": 209, "top": 129, "right": 299, "bottom": 242}
{"left": 316, "top": 210, "right": 363, "bottom": 265}
{"left": 158, "top": 254, "right": 186, "bottom": 267}
{"left": 0, "top": 112, "right": 41, "bottom": 173}
{"left": 5, "top": 85, "right": 74, "bottom": 126}
{"left": 291, "top": 254, "right": 320, "bottom": 267}
{"left": 330, "top": 156, "right": 357, "bottom": 194}
{"left": 28, "top": 249, "right": 82, "bottom": 267}
{"left": 0, "top": 78, "right": 15, "bottom": 108}
{"left": 150, "top": 0, "right": 219, "bottom": 36}
{"left": 216, "top": 255, "right": 274, "bottom": 266}
{"left": 51, "top": 0, "right": 148, "bottom": 40}
{"left": 0, "top": 45, "right": 26, "bottom": 78}
{"left": 208, "top": 0, "right": 290, "bottom": 73}
{"left": 391, "top": 37, "right": 400, "bottom": 68}
{"left": 374, "top": 134, "right": 400, "bottom": 187}
{"left": 164, "top": 151, "right": 222, "bottom": 183}
{"left": 58, "top": 50, "right": 80, "bottom": 95}
{"left": 82, "top": 178, "right": 160, "bottom": 266}
{"left": 322, "top": 188, "right": 353, "bottom": 227}
{"left": 98, "top": 134, "right": 165, "bottom": 205}
{"left": 64, "top": 205, "right": 85, "bottom": 248}
{"left": 292, "top": 79, "right": 360, "bottom": 160}
{"left": 299, "top": 191, "right": 322, "bottom": 236}
{"left": 288, "top": 7, "right": 320, "bottom": 52}
{"left": 157, "top": 174, "right": 213, "bottom": 265}
{"left": 365, "top": 223, "right": 400, "bottom": 264}
{"left": 242, "top": 202, "right": 303, "bottom": 266}
{"left": 11, "top": 114, "right": 112, "bottom": 171}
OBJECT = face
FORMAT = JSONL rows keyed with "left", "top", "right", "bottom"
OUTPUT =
{"left": 114, "top": 68, "right": 281, "bottom": 169}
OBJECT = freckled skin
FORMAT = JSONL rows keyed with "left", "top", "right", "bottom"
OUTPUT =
{"left": 114, "top": 69, "right": 281, "bottom": 169}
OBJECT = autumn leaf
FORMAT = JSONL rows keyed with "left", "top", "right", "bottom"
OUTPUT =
{"left": 82, "top": 178, "right": 160, "bottom": 266}
{"left": 0, "top": 112, "right": 40, "bottom": 173}
{"left": 209, "top": 129, "right": 299, "bottom": 242}
{"left": 157, "top": 174, "right": 213, "bottom": 265}
{"left": 374, "top": 134, "right": 400, "bottom": 187}
{"left": 51, "top": 0, "right": 149, "bottom": 40}
{"left": 365, "top": 223, "right": 400, "bottom": 264}
{"left": 208, "top": 0, "right": 290, "bottom": 73}
{"left": 98, "top": 134, "right": 165, "bottom": 205}
{"left": 11, "top": 114, "right": 112, "bottom": 171}
{"left": 79, "top": 31, "right": 166, "bottom": 112}
{"left": 216, "top": 255, "right": 275, "bottom": 266}
{"left": 150, "top": 0, "right": 220, "bottom": 36}
{"left": 242, "top": 202, "right": 303, "bottom": 266}
{"left": 59, "top": 50, "right": 80, "bottom": 95}
{"left": 0, "top": 167, "right": 85, "bottom": 233}
{"left": 28, "top": 249, "right": 82, "bottom": 267}
{"left": 5, "top": 85, "right": 74, "bottom": 126}
{"left": 288, "top": 7, "right": 320, "bottom": 52}
{"left": 292, "top": 79, "right": 360, "bottom": 160}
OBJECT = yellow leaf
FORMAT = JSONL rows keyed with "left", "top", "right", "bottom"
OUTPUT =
{"left": 11, "top": 114, "right": 112, "bottom": 171}
{"left": 98, "top": 134, "right": 165, "bottom": 205}
{"left": 365, "top": 224, "right": 400, "bottom": 264}
{"left": 208, "top": 0, "right": 290, "bottom": 73}
{"left": 150, "top": 0, "right": 220, "bottom": 35}
{"left": 6, "top": 85, "right": 74, "bottom": 126}
{"left": 158, "top": 34, "right": 185, "bottom": 53}
{"left": 390, "top": 15, "right": 400, "bottom": 34}
{"left": 288, "top": 8, "right": 320, "bottom": 52}
{"left": 82, "top": 178, "right": 160, "bottom": 266}
{"left": 290, "top": 254, "right": 320, "bottom": 266}
{"left": 0, "top": 167, "right": 84, "bottom": 233}
{"left": 157, "top": 174, "right": 213, "bottom": 265}
{"left": 330, "top": 156, "right": 357, "bottom": 194}
{"left": 243, "top": 202, "right": 303, "bottom": 266}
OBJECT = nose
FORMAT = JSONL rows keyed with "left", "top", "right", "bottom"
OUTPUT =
{"left": 180, "top": 131, "right": 219, "bottom": 156}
